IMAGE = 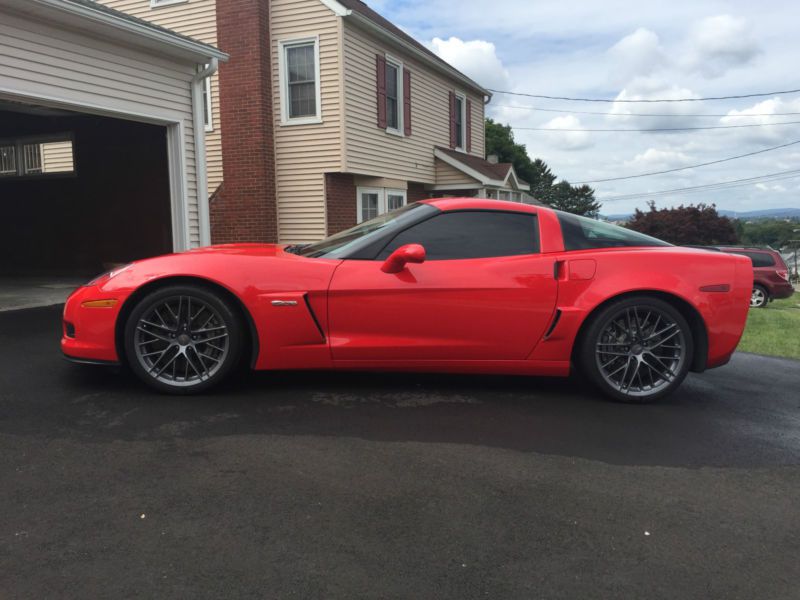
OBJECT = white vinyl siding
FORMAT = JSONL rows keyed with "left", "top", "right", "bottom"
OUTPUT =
{"left": 343, "top": 21, "right": 485, "bottom": 183}
{"left": 40, "top": 140, "right": 75, "bottom": 173}
{"left": 434, "top": 158, "right": 479, "bottom": 186}
{"left": 98, "top": 0, "right": 223, "bottom": 197}
{"left": 271, "top": 0, "right": 342, "bottom": 242}
{"left": 0, "top": 9, "right": 201, "bottom": 245}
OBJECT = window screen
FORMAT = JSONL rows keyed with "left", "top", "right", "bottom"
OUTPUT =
{"left": 378, "top": 211, "right": 539, "bottom": 260}
{"left": 286, "top": 43, "right": 316, "bottom": 118}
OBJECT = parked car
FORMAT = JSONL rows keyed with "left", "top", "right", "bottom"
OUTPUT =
{"left": 62, "top": 199, "right": 752, "bottom": 403}
{"left": 715, "top": 247, "right": 794, "bottom": 308}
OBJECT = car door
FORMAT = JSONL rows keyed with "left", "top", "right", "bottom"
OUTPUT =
{"left": 327, "top": 210, "right": 558, "bottom": 362}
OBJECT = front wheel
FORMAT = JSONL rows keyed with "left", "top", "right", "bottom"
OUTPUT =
{"left": 578, "top": 297, "right": 693, "bottom": 403}
{"left": 124, "top": 285, "right": 243, "bottom": 394}
{"left": 750, "top": 285, "right": 768, "bottom": 308}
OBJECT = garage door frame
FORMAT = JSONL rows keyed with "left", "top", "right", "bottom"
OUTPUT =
{"left": 0, "top": 89, "right": 191, "bottom": 251}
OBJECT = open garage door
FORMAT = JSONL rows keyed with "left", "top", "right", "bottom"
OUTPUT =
{"left": 0, "top": 101, "right": 173, "bottom": 277}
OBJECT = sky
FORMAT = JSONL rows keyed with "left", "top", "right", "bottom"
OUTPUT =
{"left": 368, "top": 0, "right": 800, "bottom": 215}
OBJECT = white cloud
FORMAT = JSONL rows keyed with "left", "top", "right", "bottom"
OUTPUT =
{"left": 624, "top": 148, "right": 692, "bottom": 170}
{"left": 607, "top": 28, "right": 667, "bottom": 83}
{"left": 682, "top": 15, "right": 761, "bottom": 78}
{"left": 540, "top": 115, "right": 593, "bottom": 151}
{"left": 427, "top": 37, "right": 510, "bottom": 90}
{"left": 755, "top": 183, "right": 787, "bottom": 192}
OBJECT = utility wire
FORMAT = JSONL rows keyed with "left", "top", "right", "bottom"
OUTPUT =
{"left": 513, "top": 120, "right": 800, "bottom": 132}
{"left": 599, "top": 169, "right": 800, "bottom": 202}
{"left": 488, "top": 87, "right": 800, "bottom": 103}
{"left": 491, "top": 104, "right": 800, "bottom": 118}
{"left": 572, "top": 139, "right": 800, "bottom": 184}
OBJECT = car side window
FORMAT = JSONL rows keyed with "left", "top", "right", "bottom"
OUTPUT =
{"left": 733, "top": 251, "right": 775, "bottom": 267}
{"left": 377, "top": 211, "right": 539, "bottom": 260}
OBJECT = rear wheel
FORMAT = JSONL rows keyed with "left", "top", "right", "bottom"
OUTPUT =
{"left": 124, "top": 285, "right": 243, "bottom": 394}
{"left": 750, "top": 285, "right": 768, "bottom": 308}
{"left": 578, "top": 297, "right": 693, "bottom": 403}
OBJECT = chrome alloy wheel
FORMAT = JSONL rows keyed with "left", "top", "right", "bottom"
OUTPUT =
{"left": 595, "top": 307, "right": 687, "bottom": 399}
{"left": 750, "top": 287, "right": 767, "bottom": 308}
{"left": 133, "top": 295, "right": 230, "bottom": 387}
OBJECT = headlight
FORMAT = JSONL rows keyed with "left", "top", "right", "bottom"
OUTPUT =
{"left": 84, "top": 263, "right": 132, "bottom": 286}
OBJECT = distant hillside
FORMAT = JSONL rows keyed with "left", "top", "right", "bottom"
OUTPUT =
{"left": 603, "top": 208, "right": 800, "bottom": 221}
{"left": 717, "top": 208, "right": 800, "bottom": 219}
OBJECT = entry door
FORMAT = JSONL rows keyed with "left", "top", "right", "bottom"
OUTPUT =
{"left": 327, "top": 210, "right": 558, "bottom": 362}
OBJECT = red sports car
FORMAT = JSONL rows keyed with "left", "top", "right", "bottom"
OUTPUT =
{"left": 62, "top": 199, "right": 752, "bottom": 402}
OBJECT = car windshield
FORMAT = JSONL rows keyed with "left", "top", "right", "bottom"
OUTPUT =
{"left": 293, "top": 202, "right": 435, "bottom": 259}
{"left": 556, "top": 211, "right": 671, "bottom": 250}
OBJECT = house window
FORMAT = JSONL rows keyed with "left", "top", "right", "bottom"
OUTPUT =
{"left": 279, "top": 37, "right": 321, "bottom": 125}
{"left": 357, "top": 187, "right": 407, "bottom": 223}
{"left": 455, "top": 92, "right": 466, "bottom": 150}
{"left": 0, "top": 135, "right": 75, "bottom": 178}
{"left": 385, "top": 57, "right": 403, "bottom": 134}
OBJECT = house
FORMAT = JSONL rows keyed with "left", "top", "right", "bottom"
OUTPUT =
{"left": 0, "top": 0, "right": 226, "bottom": 276}
{"left": 97, "top": 0, "right": 532, "bottom": 244}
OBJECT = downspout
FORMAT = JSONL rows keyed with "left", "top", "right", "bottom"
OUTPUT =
{"left": 191, "top": 58, "right": 218, "bottom": 247}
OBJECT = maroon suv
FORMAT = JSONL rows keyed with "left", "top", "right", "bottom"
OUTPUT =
{"left": 716, "top": 247, "right": 794, "bottom": 308}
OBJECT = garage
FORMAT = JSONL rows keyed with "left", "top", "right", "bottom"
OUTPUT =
{"left": 0, "top": 0, "right": 226, "bottom": 307}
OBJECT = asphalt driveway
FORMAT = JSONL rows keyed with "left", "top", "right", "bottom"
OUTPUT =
{"left": 1, "top": 306, "right": 799, "bottom": 599}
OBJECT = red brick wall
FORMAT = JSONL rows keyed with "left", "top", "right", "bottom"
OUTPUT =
{"left": 325, "top": 173, "right": 357, "bottom": 235}
{"left": 211, "top": 0, "right": 277, "bottom": 243}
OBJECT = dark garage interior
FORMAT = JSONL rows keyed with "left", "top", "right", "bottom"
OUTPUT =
{"left": 0, "top": 103, "right": 173, "bottom": 277}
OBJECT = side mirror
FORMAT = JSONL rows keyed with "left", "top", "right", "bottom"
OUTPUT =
{"left": 381, "top": 244, "right": 426, "bottom": 274}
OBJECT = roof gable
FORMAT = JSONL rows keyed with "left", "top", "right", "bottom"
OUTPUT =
{"left": 322, "top": 0, "right": 489, "bottom": 96}
{"left": 434, "top": 147, "right": 530, "bottom": 191}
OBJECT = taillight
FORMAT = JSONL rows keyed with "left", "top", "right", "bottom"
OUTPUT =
{"left": 777, "top": 269, "right": 789, "bottom": 281}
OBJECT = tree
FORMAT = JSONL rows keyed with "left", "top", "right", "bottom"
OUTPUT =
{"left": 545, "top": 181, "right": 602, "bottom": 218}
{"left": 485, "top": 118, "right": 601, "bottom": 216}
{"left": 625, "top": 202, "right": 739, "bottom": 245}
{"left": 739, "top": 218, "right": 800, "bottom": 249}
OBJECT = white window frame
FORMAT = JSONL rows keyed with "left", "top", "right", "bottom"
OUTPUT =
{"left": 150, "top": 0, "right": 187, "bottom": 8}
{"left": 278, "top": 36, "right": 322, "bottom": 126}
{"left": 454, "top": 91, "right": 467, "bottom": 152}
{"left": 384, "top": 54, "right": 404, "bottom": 137}
{"left": 356, "top": 186, "right": 407, "bottom": 223}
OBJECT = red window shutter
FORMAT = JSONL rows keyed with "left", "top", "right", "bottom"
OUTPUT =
{"left": 466, "top": 98, "right": 472, "bottom": 152}
{"left": 449, "top": 91, "right": 457, "bottom": 149}
{"left": 376, "top": 55, "right": 387, "bottom": 129}
{"left": 403, "top": 69, "right": 412, "bottom": 136}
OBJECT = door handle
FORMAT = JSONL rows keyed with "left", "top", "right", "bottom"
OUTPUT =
{"left": 553, "top": 260, "right": 566, "bottom": 280}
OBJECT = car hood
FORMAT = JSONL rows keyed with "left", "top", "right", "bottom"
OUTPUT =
{"left": 183, "top": 243, "right": 290, "bottom": 257}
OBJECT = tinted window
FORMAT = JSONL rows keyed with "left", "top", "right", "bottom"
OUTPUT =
{"left": 732, "top": 251, "right": 775, "bottom": 268}
{"left": 557, "top": 211, "right": 670, "bottom": 250}
{"left": 378, "top": 211, "right": 539, "bottom": 260}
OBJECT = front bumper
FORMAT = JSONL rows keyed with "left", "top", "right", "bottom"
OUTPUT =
{"left": 61, "top": 284, "right": 126, "bottom": 363}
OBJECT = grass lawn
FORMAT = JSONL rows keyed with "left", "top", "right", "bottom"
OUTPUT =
{"left": 737, "top": 292, "right": 800, "bottom": 360}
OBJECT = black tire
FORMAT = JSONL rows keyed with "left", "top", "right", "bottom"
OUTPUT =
{"left": 578, "top": 296, "right": 693, "bottom": 403}
{"left": 124, "top": 284, "right": 243, "bottom": 394}
{"left": 750, "top": 285, "right": 769, "bottom": 308}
